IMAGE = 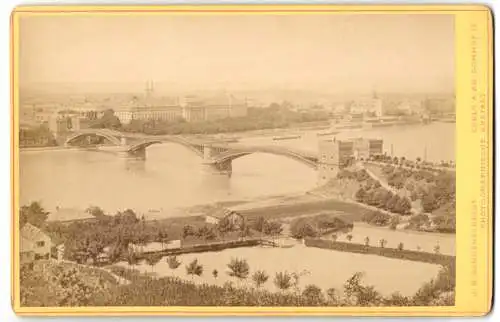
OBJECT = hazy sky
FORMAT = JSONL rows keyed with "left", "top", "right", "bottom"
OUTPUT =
{"left": 19, "top": 14, "right": 454, "bottom": 93}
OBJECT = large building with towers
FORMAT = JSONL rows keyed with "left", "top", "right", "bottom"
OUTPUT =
{"left": 114, "top": 81, "right": 249, "bottom": 124}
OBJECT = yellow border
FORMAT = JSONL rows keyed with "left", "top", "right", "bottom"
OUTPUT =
{"left": 11, "top": 4, "right": 493, "bottom": 316}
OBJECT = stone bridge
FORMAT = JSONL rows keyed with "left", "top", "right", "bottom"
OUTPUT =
{"left": 64, "top": 129, "right": 319, "bottom": 175}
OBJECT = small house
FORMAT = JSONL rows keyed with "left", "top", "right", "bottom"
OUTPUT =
{"left": 20, "top": 223, "right": 52, "bottom": 262}
{"left": 205, "top": 208, "right": 244, "bottom": 230}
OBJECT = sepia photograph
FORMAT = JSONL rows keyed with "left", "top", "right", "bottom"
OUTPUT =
{"left": 15, "top": 8, "right": 458, "bottom": 310}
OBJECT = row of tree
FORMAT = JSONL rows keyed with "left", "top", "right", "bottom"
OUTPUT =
{"left": 355, "top": 187, "right": 412, "bottom": 215}
{"left": 90, "top": 104, "right": 330, "bottom": 135}
{"left": 41, "top": 203, "right": 287, "bottom": 265}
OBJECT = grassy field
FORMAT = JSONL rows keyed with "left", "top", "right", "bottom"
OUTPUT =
{"left": 238, "top": 198, "right": 368, "bottom": 222}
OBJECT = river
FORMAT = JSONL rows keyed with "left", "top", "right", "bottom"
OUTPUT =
{"left": 19, "top": 123, "right": 454, "bottom": 217}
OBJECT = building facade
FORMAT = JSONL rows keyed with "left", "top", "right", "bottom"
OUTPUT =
{"left": 205, "top": 208, "right": 245, "bottom": 230}
{"left": 317, "top": 139, "right": 355, "bottom": 185}
{"left": 350, "top": 97, "right": 384, "bottom": 117}
{"left": 20, "top": 223, "right": 52, "bottom": 263}
{"left": 182, "top": 95, "right": 248, "bottom": 122}
{"left": 110, "top": 93, "right": 249, "bottom": 124}
{"left": 48, "top": 114, "right": 92, "bottom": 143}
{"left": 115, "top": 105, "right": 183, "bottom": 124}
{"left": 352, "top": 138, "right": 384, "bottom": 160}
{"left": 317, "top": 138, "right": 384, "bottom": 185}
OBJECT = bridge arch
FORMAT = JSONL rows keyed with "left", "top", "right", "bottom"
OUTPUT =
{"left": 211, "top": 146, "right": 318, "bottom": 169}
{"left": 159, "top": 136, "right": 205, "bottom": 158}
{"left": 65, "top": 129, "right": 122, "bottom": 146}
{"left": 126, "top": 140, "right": 163, "bottom": 153}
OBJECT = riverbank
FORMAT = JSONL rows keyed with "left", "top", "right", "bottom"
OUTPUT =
{"left": 20, "top": 145, "right": 75, "bottom": 152}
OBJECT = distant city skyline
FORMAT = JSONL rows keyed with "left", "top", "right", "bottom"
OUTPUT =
{"left": 19, "top": 14, "right": 454, "bottom": 94}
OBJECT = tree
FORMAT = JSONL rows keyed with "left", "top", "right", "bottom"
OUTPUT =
{"left": 166, "top": 256, "right": 181, "bottom": 275}
{"left": 107, "top": 242, "right": 123, "bottom": 263}
{"left": 252, "top": 216, "right": 266, "bottom": 233}
{"left": 331, "top": 234, "right": 338, "bottom": 241}
{"left": 274, "top": 271, "right": 292, "bottom": 292}
{"left": 389, "top": 215, "right": 400, "bottom": 230}
{"left": 126, "top": 250, "right": 139, "bottom": 276}
{"left": 252, "top": 270, "right": 269, "bottom": 288}
{"left": 197, "top": 226, "right": 217, "bottom": 240}
{"left": 227, "top": 258, "right": 250, "bottom": 281}
{"left": 186, "top": 259, "right": 203, "bottom": 279}
{"left": 326, "top": 287, "right": 338, "bottom": 304}
{"left": 183, "top": 225, "right": 195, "bottom": 239}
{"left": 239, "top": 225, "right": 252, "bottom": 238}
{"left": 385, "top": 292, "right": 412, "bottom": 306}
{"left": 20, "top": 201, "right": 49, "bottom": 228}
{"left": 386, "top": 194, "right": 400, "bottom": 212}
{"left": 217, "top": 217, "right": 233, "bottom": 234}
{"left": 291, "top": 270, "right": 309, "bottom": 296}
{"left": 85, "top": 206, "right": 105, "bottom": 218}
{"left": 290, "top": 219, "right": 317, "bottom": 239}
{"left": 394, "top": 197, "right": 412, "bottom": 215}
{"left": 86, "top": 239, "right": 104, "bottom": 264}
{"left": 114, "top": 209, "right": 139, "bottom": 225}
{"left": 157, "top": 230, "right": 168, "bottom": 250}
{"left": 302, "top": 284, "right": 324, "bottom": 305}
{"left": 397, "top": 242, "right": 404, "bottom": 251}
{"left": 344, "top": 272, "right": 382, "bottom": 306}
{"left": 346, "top": 234, "right": 353, "bottom": 242}
{"left": 355, "top": 187, "right": 367, "bottom": 202}
{"left": 263, "top": 221, "right": 283, "bottom": 238}
{"left": 212, "top": 269, "right": 218, "bottom": 280}
{"left": 145, "top": 253, "right": 162, "bottom": 273}
{"left": 422, "top": 194, "right": 438, "bottom": 213}
{"left": 91, "top": 109, "right": 121, "bottom": 129}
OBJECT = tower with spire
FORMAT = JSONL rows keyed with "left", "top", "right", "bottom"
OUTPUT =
{"left": 372, "top": 86, "right": 379, "bottom": 99}
{"left": 145, "top": 80, "right": 154, "bottom": 98}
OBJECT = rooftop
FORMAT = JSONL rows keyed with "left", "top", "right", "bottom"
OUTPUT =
{"left": 47, "top": 207, "right": 94, "bottom": 222}
{"left": 20, "top": 223, "right": 49, "bottom": 242}
{"left": 206, "top": 207, "right": 240, "bottom": 220}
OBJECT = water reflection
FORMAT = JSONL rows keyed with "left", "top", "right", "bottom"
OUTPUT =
{"left": 198, "top": 172, "right": 232, "bottom": 193}
{"left": 124, "top": 158, "right": 147, "bottom": 172}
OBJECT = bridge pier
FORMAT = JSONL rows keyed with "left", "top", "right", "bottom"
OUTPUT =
{"left": 202, "top": 160, "right": 233, "bottom": 176}
{"left": 117, "top": 147, "right": 146, "bottom": 160}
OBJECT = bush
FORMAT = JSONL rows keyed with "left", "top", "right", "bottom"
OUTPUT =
{"left": 290, "top": 218, "right": 318, "bottom": 239}
{"left": 408, "top": 214, "right": 430, "bottom": 230}
{"left": 432, "top": 215, "right": 456, "bottom": 233}
{"left": 362, "top": 211, "right": 391, "bottom": 226}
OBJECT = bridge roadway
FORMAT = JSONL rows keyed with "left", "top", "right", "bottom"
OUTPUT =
{"left": 64, "top": 129, "right": 320, "bottom": 173}
{"left": 64, "top": 129, "right": 453, "bottom": 180}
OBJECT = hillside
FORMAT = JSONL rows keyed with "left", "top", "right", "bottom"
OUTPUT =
{"left": 20, "top": 260, "right": 119, "bottom": 307}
